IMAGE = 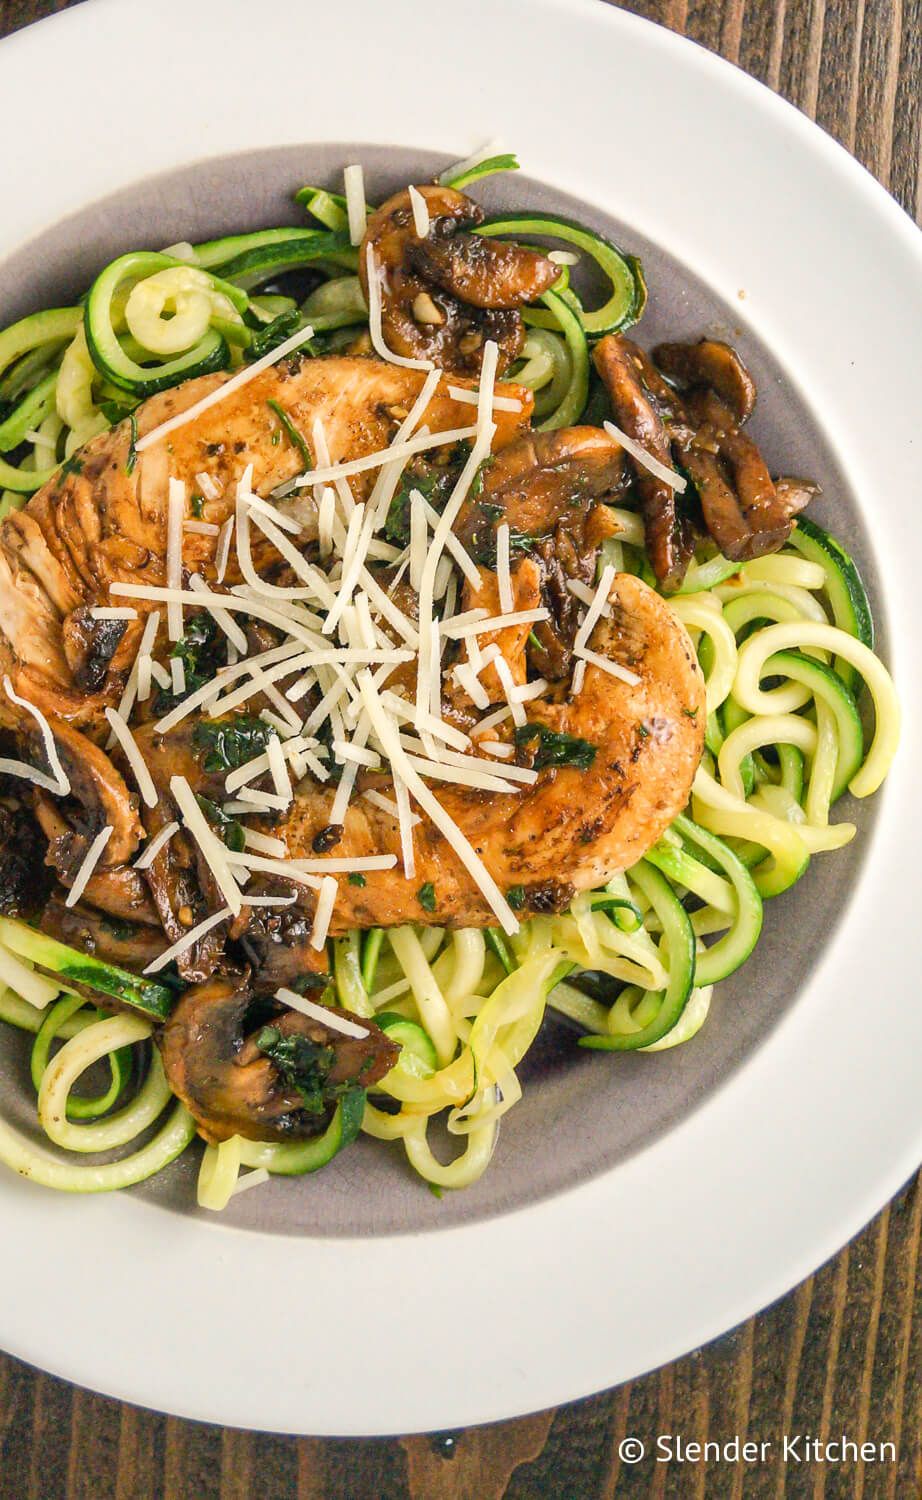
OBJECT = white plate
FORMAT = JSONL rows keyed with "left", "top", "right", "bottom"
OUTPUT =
{"left": 0, "top": 0, "right": 920, "bottom": 1436}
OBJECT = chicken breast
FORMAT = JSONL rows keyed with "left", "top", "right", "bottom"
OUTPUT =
{"left": 279, "top": 572, "right": 705, "bottom": 929}
{"left": 0, "top": 357, "right": 532, "bottom": 731}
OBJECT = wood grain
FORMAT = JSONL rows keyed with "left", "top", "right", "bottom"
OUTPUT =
{"left": 0, "top": 0, "right": 919, "bottom": 1494}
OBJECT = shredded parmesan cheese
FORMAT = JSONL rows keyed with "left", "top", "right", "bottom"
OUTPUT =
{"left": 1, "top": 678, "right": 70, "bottom": 794}
{"left": 603, "top": 419, "right": 686, "bottom": 492}
{"left": 134, "top": 821, "right": 179, "bottom": 869}
{"left": 144, "top": 906, "right": 231, "bottom": 974}
{"left": 195, "top": 472, "right": 222, "bottom": 501}
{"left": 310, "top": 876, "right": 338, "bottom": 950}
{"left": 408, "top": 184, "right": 431, "bottom": 238}
{"left": 170, "top": 775, "right": 243, "bottom": 916}
{"left": 90, "top": 607, "right": 137, "bottom": 621}
{"left": 276, "top": 986, "right": 368, "bottom": 1036}
{"left": 343, "top": 164, "right": 367, "bottom": 246}
{"left": 64, "top": 825, "right": 114, "bottom": 908}
{"left": 104, "top": 709, "right": 158, "bottom": 808}
{"left": 166, "top": 478, "right": 185, "bottom": 641}
{"left": 366, "top": 245, "right": 434, "bottom": 371}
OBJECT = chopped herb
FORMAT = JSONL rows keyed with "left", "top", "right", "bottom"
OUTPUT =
{"left": 514, "top": 722, "right": 597, "bottom": 771}
{"left": 527, "top": 630, "right": 542, "bottom": 650}
{"left": 682, "top": 706, "right": 699, "bottom": 719}
{"left": 417, "top": 882, "right": 437, "bottom": 912}
{"left": 267, "top": 398, "right": 312, "bottom": 470}
{"left": 155, "top": 612, "right": 225, "bottom": 712}
{"left": 636, "top": 722, "right": 650, "bottom": 739}
{"left": 468, "top": 455, "right": 494, "bottom": 499}
{"left": 194, "top": 795, "right": 246, "bottom": 852}
{"left": 476, "top": 500, "right": 504, "bottom": 522}
{"left": 246, "top": 309, "right": 304, "bottom": 361}
{"left": 348, "top": 872, "right": 367, "bottom": 888}
{"left": 125, "top": 413, "right": 139, "bottom": 476}
{"left": 469, "top": 525, "right": 541, "bottom": 567}
{"left": 384, "top": 464, "right": 459, "bottom": 545}
{"left": 270, "top": 429, "right": 281, "bottom": 446}
{"left": 506, "top": 884, "right": 526, "bottom": 911}
{"left": 255, "top": 1025, "right": 336, "bottom": 1116}
{"left": 61, "top": 454, "right": 83, "bottom": 477}
{"left": 193, "top": 714, "right": 275, "bottom": 773}
{"left": 190, "top": 492, "right": 205, "bottom": 518}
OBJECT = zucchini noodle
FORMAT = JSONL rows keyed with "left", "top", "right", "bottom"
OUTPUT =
{"left": 0, "top": 161, "right": 901, "bottom": 1206}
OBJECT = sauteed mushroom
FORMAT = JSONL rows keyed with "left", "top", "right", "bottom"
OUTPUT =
{"left": 359, "top": 185, "right": 559, "bottom": 374}
{"left": 158, "top": 975, "right": 398, "bottom": 1143}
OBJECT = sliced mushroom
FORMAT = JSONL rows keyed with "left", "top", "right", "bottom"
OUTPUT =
{"left": 774, "top": 476, "right": 820, "bottom": 520}
{"left": 157, "top": 975, "right": 399, "bottom": 1144}
{"left": 359, "top": 185, "right": 559, "bottom": 375}
{"left": 40, "top": 894, "right": 169, "bottom": 970}
{"left": 682, "top": 390, "right": 793, "bottom": 560}
{"left": 25, "top": 717, "right": 143, "bottom": 869}
{"left": 231, "top": 895, "right": 332, "bottom": 994}
{"left": 593, "top": 335, "right": 695, "bottom": 591}
{"left": 455, "top": 426, "right": 625, "bottom": 554}
{"left": 61, "top": 606, "right": 128, "bottom": 693}
{"left": 653, "top": 339, "right": 757, "bottom": 424}
{"left": 32, "top": 792, "right": 161, "bottom": 922}
{"left": 0, "top": 801, "right": 52, "bottom": 917}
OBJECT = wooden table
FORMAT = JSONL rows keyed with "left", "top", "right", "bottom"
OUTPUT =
{"left": 1, "top": 1, "right": 919, "bottom": 1494}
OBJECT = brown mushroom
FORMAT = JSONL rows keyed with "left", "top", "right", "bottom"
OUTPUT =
{"left": 682, "top": 390, "right": 793, "bottom": 561}
{"left": 653, "top": 339, "right": 757, "bottom": 424}
{"left": 592, "top": 335, "right": 695, "bottom": 591}
{"left": 40, "top": 894, "right": 169, "bottom": 970}
{"left": 25, "top": 717, "right": 143, "bottom": 869}
{"left": 32, "top": 791, "right": 161, "bottom": 922}
{"left": 157, "top": 975, "right": 399, "bottom": 1144}
{"left": 61, "top": 607, "right": 128, "bottom": 693}
{"left": 359, "top": 185, "right": 559, "bottom": 375}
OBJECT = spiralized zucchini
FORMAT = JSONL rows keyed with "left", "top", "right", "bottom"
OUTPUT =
{"left": 0, "top": 165, "right": 901, "bottom": 1206}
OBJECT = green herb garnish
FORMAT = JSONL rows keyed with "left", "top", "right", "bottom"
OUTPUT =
{"left": 267, "top": 398, "right": 312, "bottom": 470}
{"left": 61, "top": 454, "right": 84, "bottom": 477}
{"left": 506, "top": 885, "right": 526, "bottom": 911}
{"left": 247, "top": 309, "right": 304, "bottom": 361}
{"left": 417, "top": 882, "right": 437, "bottom": 912}
{"left": 514, "top": 723, "right": 597, "bottom": 771}
{"left": 193, "top": 714, "right": 275, "bottom": 773}
{"left": 190, "top": 492, "right": 205, "bottom": 518}
{"left": 348, "top": 873, "right": 367, "bottom": 888}
{"left": 194, "top": 795, "right": 246, "bottom": 852}
{"left": 125, "top": 413, "right": 138, "bottom": 476}
{"left": 155, "top": 613, "right": 224, "bottom": 712}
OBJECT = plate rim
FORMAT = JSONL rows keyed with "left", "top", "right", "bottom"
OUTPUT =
{"left": 0, "top": 0, "right": 920, "bottom": 1435}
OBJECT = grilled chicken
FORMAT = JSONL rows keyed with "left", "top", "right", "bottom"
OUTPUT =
{"left": 280, "top": 572, "right": 705, "bottom": 928}
{"left": 0, "top": 357, "right": 532, "bottom": 732}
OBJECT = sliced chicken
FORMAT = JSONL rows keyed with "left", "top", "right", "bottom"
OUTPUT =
{"left": 0, "top": 358, "right": 532, "bottom": 732}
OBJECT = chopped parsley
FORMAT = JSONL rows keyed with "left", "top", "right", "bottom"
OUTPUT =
{"left": 514, "top": 723, "right": 597, "bottom": 771}
{"left": 61, "top": 454, "right": 84, "bottom": 477}
{"left": 246, "top": 308, "right": 303, "bottom": 361}
{"left": 682, "top": 706, "right": 699, "bottom": 719}
{"left": 190, "top": 491, "right": 205, "bottom": 518}
{"left": 384, "top": 465, "right": 459, "bottom": 545}
{"left": 193, "top": 714, "right": 275, "bottom": 773}
{"left": 155, "top": 613, "right": 225, "bottom": 713}
{"left": 417, "top": 882, "right": 437, "bottom": 912}
{"left": 256, "top": 1026, "right": 337, "bottom": 1117}
{"left": 194, "top": 795, "right": 246, "bottom": 852}
{"left": 506, "top": 884, "right": 526, "bottom": 911}
{"left": 125, "top": 413, "right": 139, "bottom": 476}
{"left": 267, "top": 398, "right": 312, "bottom": 470}
{"left": 348, "top": 872, "right": 367, "bottom": 888}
